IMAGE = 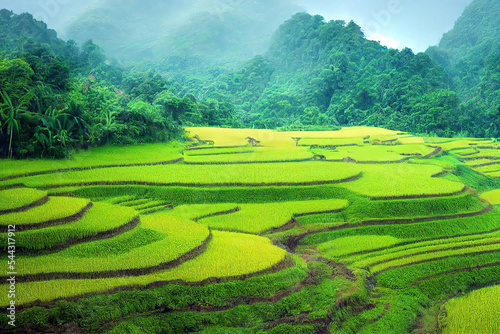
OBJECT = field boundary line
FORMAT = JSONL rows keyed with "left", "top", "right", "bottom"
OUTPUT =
{"left": 11, "top": 202, "right": 94, "bottom": 231}
{"left": 370, "top": 186, "right": 468, "bottom": 200}
{"left": 286, "top": 202, "right": 492, "bottom": 251}
{"left": 367, "top": 239, "right": 500, "bottom": 268}
{"left": 1, "top": 232, "right": 213, "bottom": 283}
{"left": 183, "top": 158, "right": 314, "bottom": 165}
{"left": 372, "top": 248, "right": 500, "bottom": 276}
{"left": 185, "top": 151, "right": 254, "bottom": 156}
{"left": 411, "top": 261, "right": 500, "bottom": 286}
{"left": 13, "top": 256, "right": 294, "bottom": 310}
{"left": 37, "top": 172, "right": 364, "bottom": 189}
{"left": 192, "top": 207, "right": 241, "bottom": 222}
{"left": 14, "top": 216, "right": 140, "bottom": 254}
{"left": 0, "top": 196, "right": 49, "bottom": 215}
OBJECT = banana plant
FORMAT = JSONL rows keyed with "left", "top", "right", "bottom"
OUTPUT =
{"left": 0, "top": 89, "right": 34, "bottom": 158}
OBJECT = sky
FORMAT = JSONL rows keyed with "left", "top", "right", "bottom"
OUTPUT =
{"left": 1, "top": 0, "right": 474, "bottom": 53}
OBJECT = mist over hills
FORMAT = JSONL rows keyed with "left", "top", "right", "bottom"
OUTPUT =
{"left": 63, "top": 0, "right": 303, "bottom": 69}
{"left": 426, "top": 0, "right": 500, "bottom": 136}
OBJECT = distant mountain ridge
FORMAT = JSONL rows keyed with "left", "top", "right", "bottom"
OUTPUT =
{"left": 427, "top": 0, "right": 500, "bottom": 137}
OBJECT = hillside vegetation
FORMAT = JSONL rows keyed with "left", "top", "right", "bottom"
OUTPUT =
{"left": 1, "top": 126, "right": 499, "bottom": 333}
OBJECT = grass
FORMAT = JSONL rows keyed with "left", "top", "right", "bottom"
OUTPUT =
{"left": 375, "top": 251, "right": 500, "bottom": 289}
{"left": 301, "top": 206, "right": 500, "bottom": 246}
{"left": 436, "top": 139, "right": 495, "bottom": 151}
{"left": 183, "top": 146, "right": 254, "bottom": 155}
{"left": 440, "top": 285, "right": 500, "bottom": 334}
{"left": 0, "top": 161, "right": 363, "bottom": 188}
{"left": 0, "top": 142, "right": 183, "bottom": 180}
{"left": 0, "top": 196, "right": 89, "bottom": 227}
{"left": 0, "top": 187, "right": 47, "bottom": 211}
{"left": 2, "top": 231, "right": 287, "bottom": 306}
{"left": 345, "top": 228, "right": 500, "bottom": 265}
{"left": 481, "top": 189, "right": 500, "bottom": 205}
{"left": 340, "top": 163, "right": 465, "bottom": 198}
{"left": 312, "top": 146, "right": 405, "bottom": 162}
{"left": 314, "top": 235, "right": 401, "bottom": 258}
{"left": 185, "top": 126, "right": 402, "bottom": 147}
{"left": 184, "top": 146, "right": 313, "bottom": 163}
{"left": 0, "top": 202, "right": 137, "bottom": 250}
{"left": 197, "top": 199, "right": 349, "bottom": 234}
{"left": 362, "top": 238, "right": 500, "bottom": 273}
{"left": 13, "top": 209, "right": 210, "bottom": 275}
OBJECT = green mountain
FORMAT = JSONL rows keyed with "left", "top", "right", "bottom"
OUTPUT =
{"left": 198, "top": 13, "right": 460, "bottom": 135}
{"left": 427, "top": 0, "right": 500, "bottom": 137}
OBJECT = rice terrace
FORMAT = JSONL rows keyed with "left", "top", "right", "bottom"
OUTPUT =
{"left": 0, "top": 126, "right": 499, "bottom": 333}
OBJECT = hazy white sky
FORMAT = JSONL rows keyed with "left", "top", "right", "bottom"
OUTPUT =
{"left": 1, "top": 0, "right": 474, "bottom": 52}
{"left": 299, "top": 0, "right": 474, "bottom": 51}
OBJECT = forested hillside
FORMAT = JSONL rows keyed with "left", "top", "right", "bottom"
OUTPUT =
{"left": 1, "top": 0, "right": 500, "bottom": 159}
{"left": 195, "top": 13, "right": 461, "bottom": 134}
{"left": 0, "top": 10, "right": 237, "bottom": 159}
{"left": 427, "top": 0, "right": 500, "bottom": 138}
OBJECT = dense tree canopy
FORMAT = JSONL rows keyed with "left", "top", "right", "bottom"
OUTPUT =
{"left": 1, "top": 2, "right": 499, "bottom": 159}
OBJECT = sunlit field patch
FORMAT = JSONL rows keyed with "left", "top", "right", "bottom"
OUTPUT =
{"left": 185, "top": 127, "right": 296, "bottom": 146}
{"left": 0, "top": 143, "right": 183, "bottom": 180}
{"left": 481, "top": 189, "right": 500, "bottom": 205}
{"left": 3, "top": 231, "right": 287, "bottom": 306}
{"left": 441, "top": 285, "right": 500, "bottom": 334}
{"left": 339, "top": 163, "right": 465, "bottom": 198}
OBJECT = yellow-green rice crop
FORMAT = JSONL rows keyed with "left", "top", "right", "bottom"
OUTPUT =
{"left": 441, "top": 285, "right": 500, "bottom": 334}
{"left": 2, "top": 231, "right": 287, "bottom": 306}
{"left": 312, "top": 146, "right": 405, "bottom": 162}
{"left": 184, "top": 146, "right": 313, "bottom": 163}
{"left": 185, "top": 127, "right": 296, "bottom": 147}
{"left": 398, "top": 136, "right": 424, "bottom": 144}
{"left": 197, "top": 199, "right": 349, "bottom": 234}
{"left": 185, "top": 126, "right": 401, "bottom": 147}
{"left": 481, "top": 190, "right": 500, "bottom": 205}
{"left": 344, "top": 228, "right": 500, "bottom": 265}
{"left": 0, "top": 142, "right": 183, "bottom": 180}
{"left": 183, "top": 146, "right": 254, "bottom": 155}
{"left": 464, "top": 159, "right": 496, "bottom": 166}
{"left": 0, "top": 161, "right": 363, "bottom": 188}
{"left": 438, "top": 140, "right": 494, "bottom": 151}
{"left": 0, "top": 188, "right": 47, "bottom": 211}
{"left": 286, "top": 126, "right": 401, "bottom": 138}
{"left": 369, "top": 242, "right": 500, "bottom": 274}
{"left": 340, "top": 163, "right": 465, "bottom": 198}
{"left": 14, "top": 210, "right": 210, "bottom": 275}
{"left": 387, "top": 144, "right": 435, "bottom": 156}
{"left": 315, "top": 235, "right": 401, "bottom": 258}
{"left": 0, "top": 197, "right": 89, "bottom": 227}
{"left": 300, "top": 138, "right": 364, "bottom": 146}
{"left": 0, "top": 203, "right": 137, "bottom": 249}
{"left": 474, "top": 164, "right": 500, "bottom": 174}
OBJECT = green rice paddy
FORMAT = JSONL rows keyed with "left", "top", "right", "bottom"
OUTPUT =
{"left": 1, "top": 128, "right": 499, "bottom": 334}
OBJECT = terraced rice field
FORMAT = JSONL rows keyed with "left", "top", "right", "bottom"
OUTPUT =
{"left": 1, "top": 127, "right": 499, "bottom": 333}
